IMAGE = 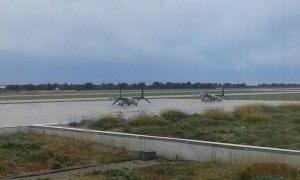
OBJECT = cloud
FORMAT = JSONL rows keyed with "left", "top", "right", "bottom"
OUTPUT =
{"left": 0, "top": 0, "right": 300, "bottom": 83}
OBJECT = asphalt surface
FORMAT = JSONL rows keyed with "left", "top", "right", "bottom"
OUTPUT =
{"left": 1, "top": 99, "right": 299, "bottom": 127}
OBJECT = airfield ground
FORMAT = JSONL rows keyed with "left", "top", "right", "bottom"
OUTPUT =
{"left": 1, "top": 88, "right": 300, "bottom": 179}
{"left": 0, "top": 88, "right": 300, "bottom": 127}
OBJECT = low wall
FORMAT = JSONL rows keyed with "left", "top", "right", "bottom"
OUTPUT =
{"left": 29, "top": 125, "right": 300, "bottom": 167}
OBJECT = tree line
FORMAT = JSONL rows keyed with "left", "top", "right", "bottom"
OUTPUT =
{"left": 3, "top": 82, "right": 300, "bottom": 91}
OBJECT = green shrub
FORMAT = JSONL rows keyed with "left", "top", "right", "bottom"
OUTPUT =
{"left": 129, "top": 115, "right": 166, "bottom": 126}
{"left": 28, "top": 151, "right": 52, "bottom": 162}
{"left": 160, "top": 109, "right": 188, "bottom": 120}
{"left": 69, "top": 119, "right": 93, "bottom": 128}
{"left": 51, "top": 161, "right": 62, "bottom": 170}
{"left": 56, "top": 155, "right": 72, "bottom": 164}
{"left": 92, "top": 115, "right": 121, "bottom": 128}
{"left": 202, "top": 109, "right": 234, "bottom": 121}
{"left": 239, "top": 163, "right": 300, "bottom": 180}
{"left": 68, "top": 121, "right": 79, "bottom": 127}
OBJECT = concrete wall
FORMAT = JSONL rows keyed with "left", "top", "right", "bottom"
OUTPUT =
{"left": 29, "top": 125, "right": 300, "bottom": 167}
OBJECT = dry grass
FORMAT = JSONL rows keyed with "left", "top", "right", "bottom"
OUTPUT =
{"left": 233, "top": 104, "right": 263, "bottom": 119}
{"left": 278, "top": 104, "right": 300, "bottom": 112}
{"left": 129, "top": 115, "right": 166, "bottom": 126}
{"left": 0, "top": 133, "right": 135, "bottom": 176}
{"left": 202, "top": 109, "right": 234, "bottom": 121}
{"left": 233, "top": 104, "right": 271, "bottom": 122}
{"left": 92, "top": 115, "right": 121, "bottom": 128}
{"left": 239, "top": 162, "right": 300, "bottom": 180}
{"left": 241, "top": 112, "right": 270, "bottom": 123}
{"left": 160, "top": 108, "right": 188, "bottom": 120}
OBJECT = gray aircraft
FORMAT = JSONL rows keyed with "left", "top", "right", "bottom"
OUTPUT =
{"left": 112, "top": 84, "right": 151, "bottom": 106}
{"left": 201, "top": 84, "right": 229, "bottom": 102}
{"left": 112, "top": 85, "right": 138, "bottom": 106}
{"left": 132, "top": 85, "right": 151, "bottom": 103}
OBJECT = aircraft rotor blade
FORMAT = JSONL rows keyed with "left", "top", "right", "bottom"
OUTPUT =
{"left": 144, "top": 98, "right": 151, "bottom": 103}
{"left": 137, "top": 97, "right": 151, "bottom": 103}
{"left": 112, "top": 98, "right": 120, "bottom": 105}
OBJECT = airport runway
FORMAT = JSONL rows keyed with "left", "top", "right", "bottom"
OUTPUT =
{"left": 1, "top": 89, "right": 300, "bottom": 104}
{"left": 0, "top": 99, "right": 299, "bottom": 127}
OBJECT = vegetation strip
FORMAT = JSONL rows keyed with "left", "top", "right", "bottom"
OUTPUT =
{"left": 76, "top": 162, "right": 300, "bottom": 179}
{"left": 69, "top": 104, "right": 300, "bottom": 151}
{"left": 0, "top": 133, "right": 135, "bottom": 177}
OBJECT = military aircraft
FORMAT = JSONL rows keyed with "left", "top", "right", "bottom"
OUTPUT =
{"left": 133, "top": 85, "right": 151, "bottom": 103}
{"left": 112, "top": 85, "right": 138, "bottom": 106}
{"left": 201, "top": 84, "right": 229, "bottom": 102}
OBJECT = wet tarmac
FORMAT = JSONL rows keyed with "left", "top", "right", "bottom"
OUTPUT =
{"left": 0, "top": 99, "right": 299, "bottom": 127}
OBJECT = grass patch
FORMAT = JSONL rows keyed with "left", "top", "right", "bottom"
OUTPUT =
{"left": 278, "top": 104, "right": 300, "bottom": 112}
{"left": 0, "top": 133, "right": 135, "bottom": 176}
{"left": 233, "top": 104, "right": 271, "bottom": 122}
{"left": 129, "top": 115, "right": 166, "bottom": 126}
{"left": 91, "top": 115, "right": 122, "bottom": 129}
{"left": 241, "top": 112, "right": 270, "bottom": 123}
{"left": 239, "top": 163, "right": 300, "bottom": 180}
{"left": 160, "top": 108, "right": 188, "bottom": 120}
{"left": 68, "top": 119, "right": 94, "bottom": 128}
{"left": 152, "top": 163, "right": 199, "bottom": 176}
{"left": 202, "top": 109, "right": 234, "bottom": 121}
{"left": 233, "top": 104, "right": 263, "bottom": 119}
{"left": 78, "top": 162, "right": 299, "bottom": 180}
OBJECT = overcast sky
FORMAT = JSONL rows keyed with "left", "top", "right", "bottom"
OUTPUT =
{"left": 1, "top": 0, "right": 300, "bottom": 84}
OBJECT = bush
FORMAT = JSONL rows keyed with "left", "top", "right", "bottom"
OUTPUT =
{"left": 202, "top": 109, "right": 234, "bottom": 121}
{"left": 160, "top": 109, "right": 188, "bottom": 120}
{"left": 129, "top": 115, "right": 166, "bottom": 126}
{"left": 239, "top": 163, "right": 300, "bottom": 180}
{"left": 51, "top": 161, "right": 62, "bottom": 170}
{"left": 56, "top": 155, "right": 71, "bottom": 164}
{"left": 92, "top": 115, "right": 121, "bottom": 128}
{"left": 68, "top": 119, "right": 93, "bottom": 128}
{"left": 68, "top": 121, "right": 79, "bottom": 127}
